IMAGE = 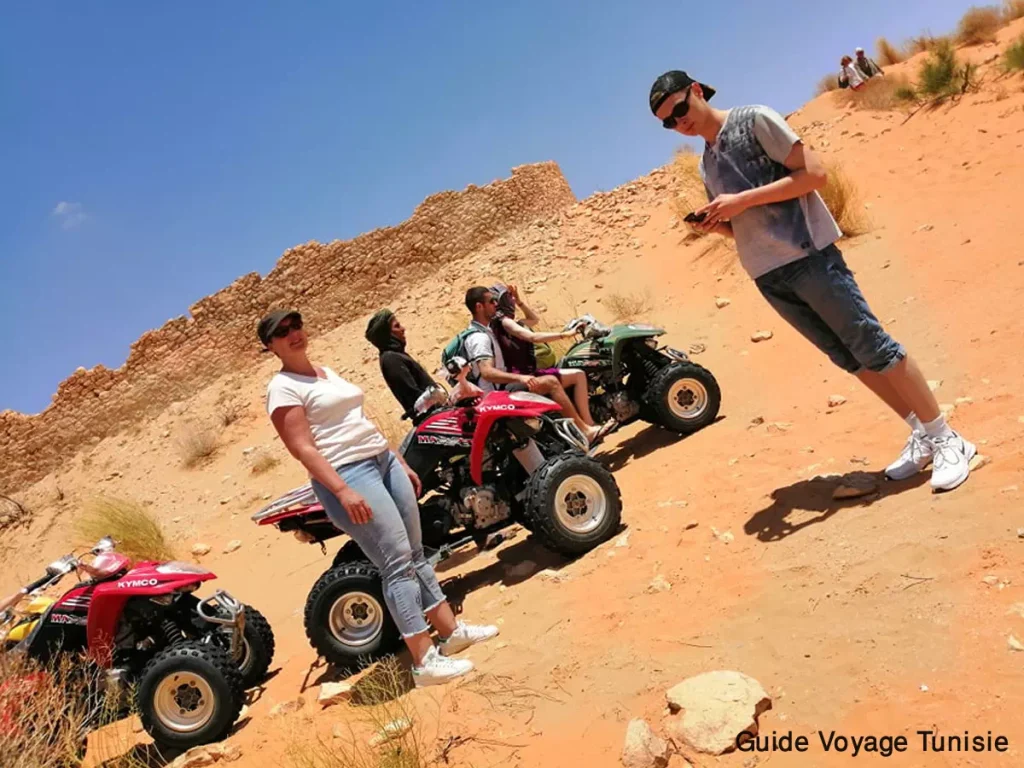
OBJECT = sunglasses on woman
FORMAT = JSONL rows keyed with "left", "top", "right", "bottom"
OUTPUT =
{"left": 661, "top": 88, "right": 692, "bottom": 129}
{"left": 271, "top": 317, "right": 303, "bottom": 338}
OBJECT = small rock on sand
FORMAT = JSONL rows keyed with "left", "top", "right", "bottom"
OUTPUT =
{"left": 621, "top": 719, "right": 672, "bottom": 768}
{"left": 828, "top": 394, "right": 847, "bottom": 407}
{"left": 169, "top": 747, "right": 216, "bottom": 768}
{"left": 927, "top": 379, "right": 943, "bottom": 392}
{"left": 223, "top": 540, "right": 242, "bottom": 554}
{"left": 270, "top": 697, "right": 305, "bottom": 718}
{"left": 368, "top": 718, "right": 413, "bottom": 747}
{"left": 832, "top": 474, "right": 879, "bottom": 500}
{"left": 685, "top": 520, "right": 699, "bottom": 530}
{"left": 663, "top": 670, "right": 772, "bottom": 755}
{"left": 190, "top": 543, "right": 212, "bottom": 557}
{"left": 319, "top": 681, "right": 354, "bottom": 707}
{"left": 968, "top": 454, "right": 990, "bottom": 471}
{"left": 750, "top": 330, "right": 773, "bottom": 343}
{"left": 715, "top": 297, "right": 731, "bottom": 309}
{"left": 647, "top": 575, "right": 672, "bottom": 594}
{"left": 1009, "top": 635, "right": 1024, "bottom": 652}
{"left": 616, "top": 531, "right": 631, "bottom": 548}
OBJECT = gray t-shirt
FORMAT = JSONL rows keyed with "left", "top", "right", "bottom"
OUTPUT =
{"left": 463, "top": 320, "right": 504, "bottom": 393}
{"left": 700, "top": 105, "right": 842, "bottom": 280}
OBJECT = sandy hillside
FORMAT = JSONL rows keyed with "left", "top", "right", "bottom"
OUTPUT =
{"left": 4, "top": 18, "right": 1024, "bottom": 768}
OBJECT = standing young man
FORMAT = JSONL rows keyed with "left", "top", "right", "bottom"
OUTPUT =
{"left": 649, "top": 70, "right": 975, "bottom": 491}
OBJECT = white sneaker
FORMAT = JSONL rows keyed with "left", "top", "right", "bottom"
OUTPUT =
{"left": 927, "top": 432, "right": 976, "bottom": 492}
{"left": 439, "top": 621, "right": 500, "bottom": 657}
{"left": 885, "top": 432, "right": 934, "bottom": 481}
{"left": 412, "top": 646, "right": 474, "bottom": 687}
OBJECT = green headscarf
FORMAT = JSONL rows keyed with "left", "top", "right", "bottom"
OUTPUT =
{"left": 365, "top": 308, "right": 395, "bottom": 351}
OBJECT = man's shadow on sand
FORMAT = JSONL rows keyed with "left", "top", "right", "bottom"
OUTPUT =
{"left": 744, "top": 470, "right": 929, "bottom": 543}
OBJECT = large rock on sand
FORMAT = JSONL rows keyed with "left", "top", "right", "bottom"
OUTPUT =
{"left": 663, "top": 670, "right": 772, "bottom": 755}
{"left": 621, "top": 718, "right": 672, "bottom": 768}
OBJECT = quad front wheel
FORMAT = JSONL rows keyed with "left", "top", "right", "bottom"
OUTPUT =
{"left": 524, "top": 454, "right": 622, "bottom": 556}
{"left": 136, "top": 641, "right": 244, "bottom": 750}
{"left": 644, "top": 361, "right": 720, "bottom": 433}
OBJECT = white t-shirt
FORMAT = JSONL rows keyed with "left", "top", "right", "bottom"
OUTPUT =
{"left": 842, "top": 63, "right": 864, "bottom": 89}
{"left": 266, "top": 367, "right": 388, "bottom": 469}
{"left": 463, "top": 321, "right": 504, "bottom": 393}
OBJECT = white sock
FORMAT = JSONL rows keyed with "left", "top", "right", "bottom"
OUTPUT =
{"left": 905, "top": 412, "right": 925, "bottom": 435}
{"left": 922, "top": 414, "right": 954, "bottom": 440}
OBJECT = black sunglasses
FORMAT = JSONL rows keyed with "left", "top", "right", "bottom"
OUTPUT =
{"left": 661, "top": 88, "right": 692, "bottom": 129}
{"left": 271, "top": 317, "right": 303, "bottom": 338}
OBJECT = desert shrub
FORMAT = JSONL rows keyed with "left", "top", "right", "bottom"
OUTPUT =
{"left": 604, "top": 290, "right": 653, "bottom": 322}
{"left": 956, "top": 5, "right": 1004, "bottom": 44}
{"left": 815, "top": 72, "right": 840, "bottom": 95}
{"left": 1005, "top": 34, "right": 1024, "bottom": 70}
{"left": 175, "top": 422, "right": 218, "bottom": 467}
{"left": 216, "top": 400, "right": 245, "bottom": 427}
{"left": 250, "top": 449, "right": 281, "bottom": 475}
{"left": 1006, "top": 0, "right": 1024, "bottom": 20}
{"left": 919, "top": 40, "right": 960, "bottom": 95}
{"left": 820, "top": 163, "right": 870, "bottom": 238}
{"left": 876, "top": 37, "right": 905, "bottom": 65}
{"left": 668, "top": 147, "right": 707, "bottom": 227}
{"left": 834, "top": 73, "right": 917, "bottom": 109}
{"left": 904, "top": 33, "right": 953, "bottom": 56}
{"left": 74, "top": 495, "right": 175, "bottom": 562}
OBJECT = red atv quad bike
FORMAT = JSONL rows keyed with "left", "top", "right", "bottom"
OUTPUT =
{"left": 0, "top": 537, "right": 275, "bottom": 752}
{"left": 253, "top": 359, "right": 623, "bottom": 672}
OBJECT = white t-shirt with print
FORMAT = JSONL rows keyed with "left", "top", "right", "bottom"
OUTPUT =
{"left": 266, "top": 367, "right": 388, "bottom": 469}
{"left": 462, "top": 321, "right": 504, "bottom": 393}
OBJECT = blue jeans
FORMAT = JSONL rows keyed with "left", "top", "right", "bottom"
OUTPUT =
{"left": 755, "top": 245, "right": 906, "bottom": 374}
{"left": 311, "top": 450, "right": 446, "bottom": 639}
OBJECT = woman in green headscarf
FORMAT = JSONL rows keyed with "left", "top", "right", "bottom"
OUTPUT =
{"left": 366, "top": 309, "right": 438, "bottom": 418}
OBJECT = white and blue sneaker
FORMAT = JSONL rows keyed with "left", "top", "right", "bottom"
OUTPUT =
{"left": 439, "top": 621, "right": 500, "bottom": 656}
{"left": 927, "top": 432, "right": 976, "bottom": 492}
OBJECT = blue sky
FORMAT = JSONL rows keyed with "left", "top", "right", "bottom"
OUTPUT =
{"left": 1, "top": 0, "right": 973, "bottom": 414}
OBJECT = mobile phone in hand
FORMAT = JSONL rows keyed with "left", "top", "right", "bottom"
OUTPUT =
{"left": 683, "top": 211, "right": 708, "bottom": 224}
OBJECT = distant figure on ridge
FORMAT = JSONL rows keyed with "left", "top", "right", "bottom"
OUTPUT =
{"left": 839, "top": 55, "right": 865, "bottom": 90}
{"left": 854, "top": 47, "right": 884, "bottom": 79}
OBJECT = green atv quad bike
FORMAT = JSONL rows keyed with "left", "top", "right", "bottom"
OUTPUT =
{"left": 558, "top": 314, "right": 720, "bottom": 435}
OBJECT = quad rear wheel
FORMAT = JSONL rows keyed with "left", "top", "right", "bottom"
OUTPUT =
{"left": 304, "top": 562, "right": 400, "bottom": 671}
{"left": 644, "top": 361, "right": 720, "bottom": 433}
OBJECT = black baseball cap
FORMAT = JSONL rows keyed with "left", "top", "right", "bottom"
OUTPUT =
{"left": 257, "top": 309, "right": 301, "bottom": 346}
{"left": 649, "top": 70, "right": 716, "bottom": 114}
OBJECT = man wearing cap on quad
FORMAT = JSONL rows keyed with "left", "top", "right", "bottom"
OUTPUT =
{"left": 648, "top": 70, "right": 975, "bottom": 492}
{"left": 854, "top": 47, "right": 884, "bottom": 79}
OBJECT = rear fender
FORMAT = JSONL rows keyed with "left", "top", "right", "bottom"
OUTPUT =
{"left": 469, "top": 392, "right": 561, "bottom": 485}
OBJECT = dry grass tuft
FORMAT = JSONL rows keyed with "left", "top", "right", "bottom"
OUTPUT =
{"left": 904, "top": 33, "right": 953, "bottom": 56}
{"left": 821, "top": 163, "right": 871, "bottom": 238}
{"left": 1005, "top": 34, "right": 1024, "bottom": 71}
{"left": 0, "top": 494, "right": 30, "bottom": 532}
{"left": 285, "top": 657, "right": 429, "bottom": 768}
{"left": 250, "top": 449, "right": 281, "bottom": 475}
{"left": 815, "top": 72, "right": 840, "bottom": 96}
{"left": 175, "top": 422, "right": 218, "bottom": 467}
{"left": 74, "top": 495, "right": 176, "bottom": 562}
{"left": 957, "top": 5, "right": 1004, "bottom": 45}
{"left": 833, "top": 73, "right": 917, "bottom": 110}
{"left": 603, "top": 290, "right": 653, "bottom": 323}
{"left": 876, "top": 37, "right": 905, "bottom": 65}
{"left": 1006, "top": 0, "right": 1024, "bottom": 20}
{"left": 0, "top": 653, "right": 143, "bottom": 768}
{"left": 216, "top": 400, "right": 246, "bottom": 427}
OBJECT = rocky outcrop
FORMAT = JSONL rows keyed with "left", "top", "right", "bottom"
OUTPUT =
{"left": 0, "top": 163, "right": 575, "bottom": 495}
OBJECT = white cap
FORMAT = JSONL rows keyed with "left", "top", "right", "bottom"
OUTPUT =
{"left": 855, "top": 46, "right": 864, "bottom": 53}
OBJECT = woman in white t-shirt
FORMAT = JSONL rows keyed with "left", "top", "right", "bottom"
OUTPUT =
{"left": 259, "top": 310, "right": 497, "bottom": 686}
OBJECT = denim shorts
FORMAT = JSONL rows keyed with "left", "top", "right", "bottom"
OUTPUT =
{"left": 754, "top": 245, "right": 905, "bottom": 374}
